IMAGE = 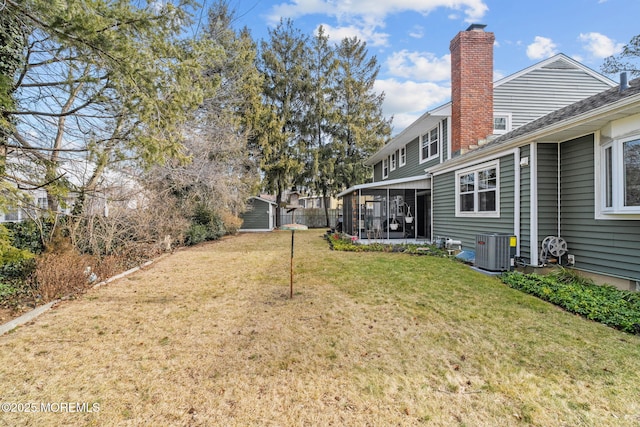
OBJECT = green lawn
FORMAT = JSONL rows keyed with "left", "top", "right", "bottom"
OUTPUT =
{"left": 0, "top": 230, "right": 639, "bottom": 426}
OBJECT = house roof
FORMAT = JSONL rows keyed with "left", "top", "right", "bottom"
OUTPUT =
{"left": 366, "top": 54, "right": 615, "bottom": 166}
{"left": 336, "top": 175, "right": 430, "bottom": 198}
{"left": 493, "top": 77, "right": 640, "bottom": 144}
{"left": 429, "top": 77, "right": 640, "bottom": 173}
{"left": 249, "top": 196, "right": 277, "bottom": 205}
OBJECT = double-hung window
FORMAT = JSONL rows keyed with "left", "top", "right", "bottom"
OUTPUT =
{"left": 420, "top": 126, "right": 439, "bottom": 163}
{"left": 399, "top": 145, "right": 406, "bottom": 167}
{"left": 598, "top": 135, "right": 640, "bottom": 218}
{"left": 390, "top": 152, "right": 397, "bottom": 171}
{"left": 382, "top": 157, "right": 389, "bottom": 179}
{"left": 455, "top": 161, "right": 499, "bottom": 217}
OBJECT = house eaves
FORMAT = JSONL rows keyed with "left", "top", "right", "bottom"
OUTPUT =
{"left": 250, "top": 196, "right": 277, "bottom": 205}
{"left": 429, "top": 79, "right": 640, "bottom": 175}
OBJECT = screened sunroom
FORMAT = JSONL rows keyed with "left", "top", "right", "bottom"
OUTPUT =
{"left": 336, "top": 176, "right": 431, "bottom": 242}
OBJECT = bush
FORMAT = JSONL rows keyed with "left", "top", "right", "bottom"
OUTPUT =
{"left": 501, "top": 269, "right": 640, "bottom": 335}
{"left": 5, "top": 219, "right": 52, "bottom": 254}
{"left": 185, "top": 224, "right": 210, "bottom": 246}
{"left": 185, "top": 204, "right": 225, "bottom": 245}
{"left": 0, "top": 223, "right": 37, "bottom": 307}
{"left": 33, "top": 251, "right": 93, "bottom": 302}
{"left": 325, "top": 233, "right": 449, "bottom": 257}
{"left": 220, "top": 210, "right": 242, "bottom": 235}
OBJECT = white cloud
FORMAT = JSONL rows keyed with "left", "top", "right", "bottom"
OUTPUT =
{"left": 493, "top": 70, "right": 506, "bottom": 82}
{"left": 321, "top": 23, "right": 390, "bottom": 47}
{"left": 409, "top": 25, "right": 424, "bottom": 39}
{"left": 267, "top": 0, "right": 489, "bottom": 46}
{"left": 267, "top": 0, "right": 328, "bottom": 24}
{"left": 571, "top": 54, "right": 584, "bottom": 63}
{"left": 386, "top": 50, "right": 450, "bottom": 81}
{"left": 375, "top": 79, "right": 450, "bottom": 129}
{"left": 578, "top": 32, "right": 624, "bottom": 58}
{"left": 526, "top": 36, "right": 558, "bottom": 60}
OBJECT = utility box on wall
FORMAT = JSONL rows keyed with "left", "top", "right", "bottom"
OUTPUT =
{"left": 475, "top": 233, "right": 517, "bottom": 272}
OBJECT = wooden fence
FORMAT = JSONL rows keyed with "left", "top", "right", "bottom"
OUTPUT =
{"left": 279, "top": 208, "right": 340, "bottom": 229}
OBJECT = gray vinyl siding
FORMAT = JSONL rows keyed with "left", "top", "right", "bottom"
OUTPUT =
{"left": 519, "top": 145, "right": 531, "bottom": 261}
{"left": 240, "top": 199, "right": 271, "bottom": 230}
{"left": 379, "top": 118, "right": 450, "bottom": 182}
{"left": 442, "top": 118, "right": 449, "bottom": 160}
{"left": 373, "top": 162, "right": 382, "bottom": 182}
{"left": 560, "top": 135, "right": 640, "bottom": 281}
{"left": 495, "top": 65, "right": 614, "bottom": 130}
{"left": 433, "top": 154, "right": 516, "bottom": 250}
{"left": 537, "top": 143, "right": 560, "bottom": 250}
{"left": 377, "top": 136, "right": 424, "bottom": 181}
{"left": 404, "top": 137, "right": 423, "bottom": 177}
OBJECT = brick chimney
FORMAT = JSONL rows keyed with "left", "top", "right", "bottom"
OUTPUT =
{"left": 450, "top": 24, "right": 495, "bottom": 156}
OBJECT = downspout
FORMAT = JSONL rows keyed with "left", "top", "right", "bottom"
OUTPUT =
{"left": 430, "top": 173, "right": 434, "bottom": 242}
{"left": 557, "top": 143, "right": 561, "bottom": 238}
{"left": 514, "top": 147, "right": 521, "bottom": 257}
{"left": 530, "top": 142, "right": 539, "bottom": 266}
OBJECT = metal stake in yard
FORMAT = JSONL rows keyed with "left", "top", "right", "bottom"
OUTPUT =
{"left": 290, "top": 229, "right": 294, "bottom": 299}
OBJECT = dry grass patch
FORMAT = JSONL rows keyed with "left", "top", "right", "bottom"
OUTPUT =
{"left": 0, "top": 231, "right": 639, "bottom": 426}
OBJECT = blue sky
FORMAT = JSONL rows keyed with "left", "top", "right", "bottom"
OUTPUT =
{"left": 224, "top": 0, "right": 640, "bottom": 134}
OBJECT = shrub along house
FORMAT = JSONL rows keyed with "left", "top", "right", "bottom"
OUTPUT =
{"left": 338, "top": 25, "right": 640, "bottom": 288}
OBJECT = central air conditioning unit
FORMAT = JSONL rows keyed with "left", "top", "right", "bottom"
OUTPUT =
{"left": 475, "top": 233, "right": 517, "bottom": 272}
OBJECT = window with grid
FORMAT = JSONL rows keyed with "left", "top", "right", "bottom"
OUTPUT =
{"left": 599, "top": 136, "right": 640, "bottom": 217}
{"left": 420, "top": 126, "right": 439, "bottom": 163}
{"left": 455, "top": 161, "right": 499, "bottom": 217}
{"left": 399, "top": 146, "right": 406, "bottom": 166}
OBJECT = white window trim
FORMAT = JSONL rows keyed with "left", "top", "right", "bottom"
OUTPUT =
{"left": 382, "top": 157, "right": 389, "bottom": 179}
{"left": 455, "top": 160, "right": 500, "bottom": 218}
{"left": 493, "top": 113, "right": 512, "bottom": 135}
{"left": 595, "top": 132, "right": 640, "bottom": 219}
{"left": 399, "top": 145, "right": 406, "bottom": 167}
{"left": 390, "top": 152, "right": 397, "bottom": 171}
{"left": 419, "top": 124, "right": 440, "bottom": 164}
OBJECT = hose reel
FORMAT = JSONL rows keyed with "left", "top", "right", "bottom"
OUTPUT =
{"left": 540, "top": 236, "right": 568, "bottom": 264}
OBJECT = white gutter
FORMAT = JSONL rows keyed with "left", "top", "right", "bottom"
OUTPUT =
{"left": 336, "top": 174, "right": 430, "bottom": 198}
{"left": 514, "top": 147, "right": 521, "bottom": 256}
